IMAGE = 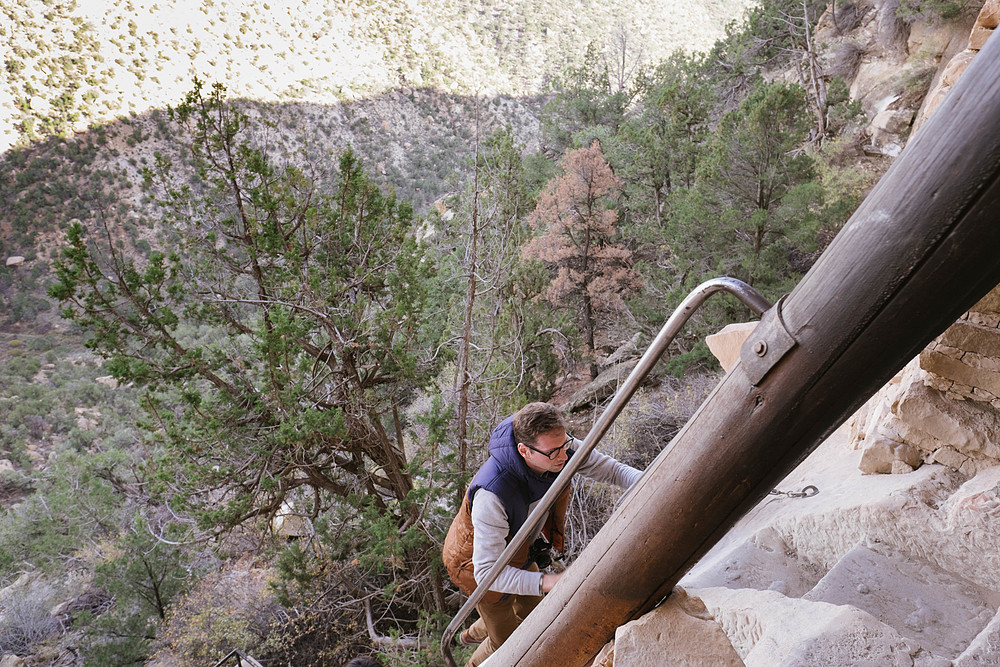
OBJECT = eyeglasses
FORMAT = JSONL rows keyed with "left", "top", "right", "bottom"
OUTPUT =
{"left": 523, "top": 435, "right": 573, "bottom": 460}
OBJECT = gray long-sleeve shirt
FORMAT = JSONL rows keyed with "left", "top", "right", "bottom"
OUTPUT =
{"left": 471, "top": 442, "right": 642, "bottom": 596}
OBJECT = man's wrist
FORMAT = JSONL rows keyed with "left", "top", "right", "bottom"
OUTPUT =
{"left": 540, "top": 571, "right": 562, "bottom": 594}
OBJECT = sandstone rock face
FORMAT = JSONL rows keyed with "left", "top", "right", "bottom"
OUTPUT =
{"left": 849, "top": 284, "right": 1000, "bottom": 476}
{"left": 820, "top": 0, "right": 993, "bottom": 157}
{"left": 611, "top": 588, "right": 744, "bottom": 666}
{"left": 817, "top": 0, "right": 977, "bottom": 157}
{"left": 681, "top": 526, "right": 826, "bottom": 597}
{"left": 698, "top": 587, "right": 917, "bottom": 667}
{"left": 914, "top": 0, "right": 999, "bottom": 130}
{"left": 955, "top": 609, "right": 1000, "bottom": 665}
{"left": 607, "top": 433, "right": 1000, "bottom": 666}
{"left": 802, "top": 544, "right": 999, "bottom": 658}
{"left": 922, "top": 319, "right": 1000, "bottom": 404}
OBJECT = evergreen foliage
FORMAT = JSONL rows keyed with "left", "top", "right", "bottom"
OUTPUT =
{"left": 49, "top": 81, "right": 436, "bottom": 532}
{"left": 44, "top": 84, "right": 454, "bottom": 649}
{"left": 80, "top": 518, "right": 192, "bottom": 666}
{"left": 682, "top": 80, "right": 818, "bottom": 290}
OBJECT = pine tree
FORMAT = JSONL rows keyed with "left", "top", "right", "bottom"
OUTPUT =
{"left": 523, "top": 141, "right": 640, "bottom": 380}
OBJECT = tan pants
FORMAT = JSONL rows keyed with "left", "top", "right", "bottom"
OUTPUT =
{"left": 466, "top": 591, "right": 542, "bottom": 666}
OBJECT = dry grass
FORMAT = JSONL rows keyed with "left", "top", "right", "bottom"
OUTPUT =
{"left": 563, "top": 373, "right": 722, "bottom": 559}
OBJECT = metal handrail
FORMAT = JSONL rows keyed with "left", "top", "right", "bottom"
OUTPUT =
{"left": 441, "top": 277, "right": 772, "bottom": 667}
{"left": 211, "top": 649, "right": 264, "bottom": 667}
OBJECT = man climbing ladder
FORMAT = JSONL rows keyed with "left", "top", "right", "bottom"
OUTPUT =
{"left": 442, "top": 402, "right": 642, "bottom": 666}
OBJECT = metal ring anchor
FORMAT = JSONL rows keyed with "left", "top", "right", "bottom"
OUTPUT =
{"left": 769, "top": 485, "right": 819, "bottom": 499}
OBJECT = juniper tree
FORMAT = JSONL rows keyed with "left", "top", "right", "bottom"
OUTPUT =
{"left": 669, "top": 81, "right": 821, "bottom": 295}
{"left": 615, "top": 52, "right": 711, "bottom": 227}
{"left": 442, "top": 127, "right": 563, "bottom": 484}
{"left": 48, "top": 81, "right": 443, "bottom": 609}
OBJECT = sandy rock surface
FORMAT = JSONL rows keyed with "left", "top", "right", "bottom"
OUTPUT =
{"left": 609, "top": 425, "right": 1000, "bottom": 665}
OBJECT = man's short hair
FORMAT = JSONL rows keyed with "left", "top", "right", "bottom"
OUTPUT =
{"left": 513, "top": 402, "right": 566, "bottom": 445}
{"left": 345, "top": 657, "right": 381, "bottom": 667}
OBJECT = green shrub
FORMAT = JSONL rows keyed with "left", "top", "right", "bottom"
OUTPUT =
{"left": 897, "top": 0, "right": 979, "bottom": 20}
{"left": 0, "top": 450, "right": 129, "bottom": 572}
{"left": 81, "top": 518, "right": 193, "bottom": 667}
{"left": 7, "top": 355, "right": 41, "bottom": 380}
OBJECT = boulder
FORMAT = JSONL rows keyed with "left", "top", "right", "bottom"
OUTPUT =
{"left": 970, "top": 23, "right": 995, "bottom": 49}
{"left": 74, "top": 407, "right": 102, "bottom": 431}
{"left": 850, "top": 64, "right": 904, "bottom": 116}
{"left": 612, "top": 587, "right": 744, "bottom": 666}
{"left": 706, "top": 322, "right": 758, "bottom": 373}
{"left": 896, "top": 380, "right": 1000, "bottom": 460}
{"left": 871, "top": 108, "right": 913, "bottom": 135}
{"left": 5, "top": 256, "right": 24, "bottom": 267}
{"left": 980, "top": 0, "right": 1000, "bottom": 28}
{"left": 272, "top": 499, "right": 313, "bottom": 539}
{"left": 95, "top": 375, "right": 119, "bottom": 389}
{"left": 928, "top": 445, "right": 970, "bottom": 471}
{"left": 970, "top": 0, "right": 1000, "bottom": 49}
{"left": 858, "top": 434, "right": 923, "bottom": 474}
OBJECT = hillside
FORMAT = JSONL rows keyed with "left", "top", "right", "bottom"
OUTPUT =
{"left": 1, "top": 0, "right": 750, "bottom": 151}
{"left": 0, "top": 0, "right": 754, "bottom": 272}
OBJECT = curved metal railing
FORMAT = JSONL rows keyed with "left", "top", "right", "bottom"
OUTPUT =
{"left": 441, "top": 277, "right": 772, "bottom": 667}
{"left": 211, "top": 649, "right": 264, "bottom": 667}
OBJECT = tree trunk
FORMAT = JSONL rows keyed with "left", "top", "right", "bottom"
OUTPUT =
{"left": 802, "top": 0, "right": 827, "bottom": 139}
{"left": 455, "top": 100, "right": 481, "bottom": 492}
{"left": 581, "top": 224, "right": 598, "bottom": 381}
